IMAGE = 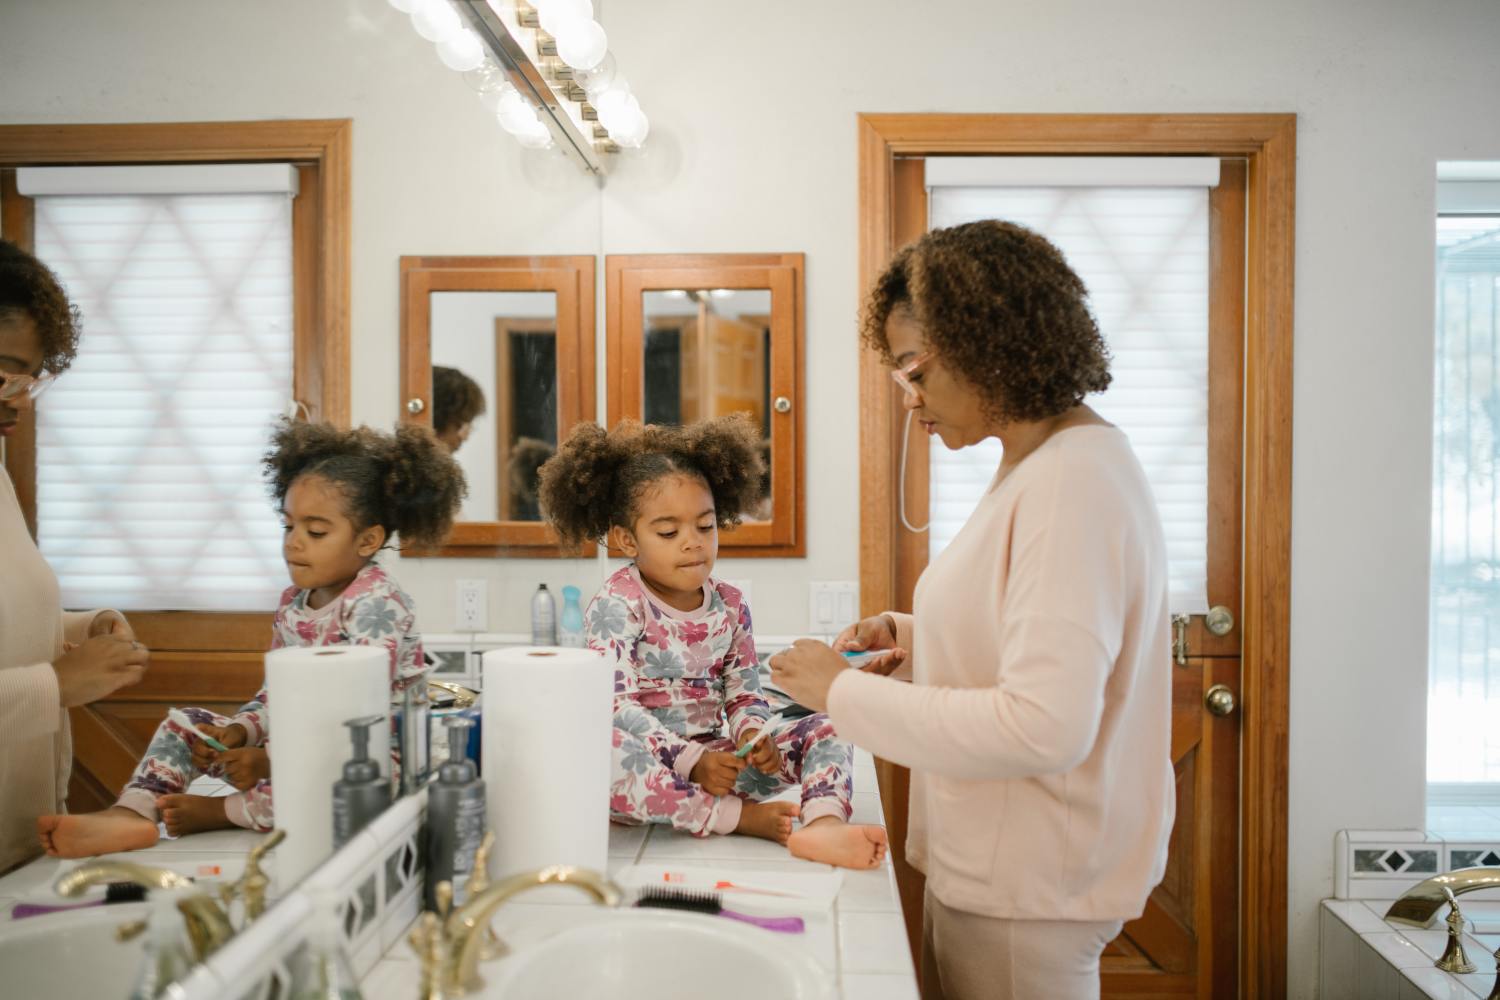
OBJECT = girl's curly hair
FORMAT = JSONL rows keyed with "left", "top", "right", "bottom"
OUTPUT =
{"left": 0, "top": 239, "right": 82, "bottom": 375}
{"left": 263, "top": 419, "right": 467, "bottom": 549}
{"left": 432, "top": 365, "right": 486, "bottom": 435}
{"left": 537, "top": 415, "right": 764, "bottom": 549}
{"left": 862, "top": 220, "right": 1112, "bottom": 423}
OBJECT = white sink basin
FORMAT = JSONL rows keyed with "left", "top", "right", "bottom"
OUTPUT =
{"left": 0, "top": 901, "right": 153, "bottom": 996}
{"left": 485, "top": 909, "right": 834, "bottom": 1000}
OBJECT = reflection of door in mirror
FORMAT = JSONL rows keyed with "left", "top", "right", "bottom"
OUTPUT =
{"left": 642, "top": 289, "right": 774, "bottom": 521}
{"left": 493, "top": 316, "right": 558, "bottom": 522}
{"left": 430, "top": 290, "right": 558, "bottom": 525}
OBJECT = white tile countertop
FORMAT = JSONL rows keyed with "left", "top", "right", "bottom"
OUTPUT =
{"left": 359, "top": 747, "right": 919, "bottom": 1000}
{"left": 1322, "top": 897, "right": 1500, "bottom": 999}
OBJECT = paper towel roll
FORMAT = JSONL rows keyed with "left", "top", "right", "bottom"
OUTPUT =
{"left": 266, "top": 645, "right": 391, "bottom": 887}
{"left": 481, "top": 646, "right": 612, "bottom": 880}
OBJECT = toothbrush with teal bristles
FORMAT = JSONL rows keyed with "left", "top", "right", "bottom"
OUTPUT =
{"left": 167, "top": 708, "right": 230, "bottom": 751}
{"left": 735, "top": 712, "right": 786, "bottom": 759}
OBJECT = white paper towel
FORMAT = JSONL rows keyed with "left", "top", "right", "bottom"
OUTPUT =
{"left": 481, "top": 646, "right": 612, "bottom": 880}
{"left": 266, "top": 645, "right": 391, "bottom": 887}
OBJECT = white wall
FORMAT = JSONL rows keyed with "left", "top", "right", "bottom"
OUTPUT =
{"left": 5, "top": 0, "right": 1500, "bottom": 994}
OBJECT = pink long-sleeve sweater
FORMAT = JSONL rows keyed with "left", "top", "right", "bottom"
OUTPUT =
{"left": 828, "top": 425, "right": 1175, "bottom": 921}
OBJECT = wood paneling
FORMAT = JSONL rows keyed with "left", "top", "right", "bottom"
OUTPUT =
{"left": 398, "top": 254, "right": 597, "bottom": 557}
{"left": 605, "top": 253, "right": 806, "bottom": 557}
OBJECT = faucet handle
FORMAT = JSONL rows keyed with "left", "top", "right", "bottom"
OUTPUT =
{"left": 1488, "top": 943, "right": 1500, "bottom": 1000}
{"left": 235, "top": 828, "right": 286, "bottom": 923}
{"left": 1437, "top": 889, "right": 1478, "bottom": 974}
{"left": 462, "top": 832, "right": 508, "bottom": 961}
{"left": 408, "top": 911, "right": 450, "bottom": 1000}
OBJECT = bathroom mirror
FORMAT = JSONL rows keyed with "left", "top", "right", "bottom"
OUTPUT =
{"left": 607, "top": 254, "right": 804, "bottom": 555}
{"left": 401, "top": 255, "right": 597, "bottom": 556}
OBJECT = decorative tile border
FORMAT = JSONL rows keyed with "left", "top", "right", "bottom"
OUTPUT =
{"left": 1336, "top": 829, "right": 1500, "bottom": 901}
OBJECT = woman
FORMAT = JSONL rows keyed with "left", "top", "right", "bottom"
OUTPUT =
{"left": 772, "top": 221, "right": 1173, "bottom": 1000}
{"left": 0, "top": 239, "right": 150, "bottom": 874}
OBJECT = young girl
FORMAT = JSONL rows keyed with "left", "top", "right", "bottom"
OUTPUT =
{"left": 538, "top": 416, "right": 888, "bottom": 870}
{"left": 37, "top": 420, "right": 466, "bottom": 857}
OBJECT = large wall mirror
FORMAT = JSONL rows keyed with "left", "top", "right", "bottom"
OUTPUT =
{"left": 400, "top": 255, "right": 596, "bottom": 556}
{"left": 607, "top": 253, "right": 804, "bottom": 556}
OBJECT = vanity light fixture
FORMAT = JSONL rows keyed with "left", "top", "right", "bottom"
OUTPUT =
{"left": 387, "top": 0, "right": 650, "bottom": 180}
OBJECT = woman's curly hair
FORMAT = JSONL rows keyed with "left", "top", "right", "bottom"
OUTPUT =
{"left": 537, "top": 415, "right": 765, "bottom": 550}
{"left": 432, "top": 365, "right": 486, "bottom": 435}
{"left": 263, "top": 419, "right": 467, "bottom": 549}
{"left": 862, "top": 220, "right": 1112, "bottom": 423}
{"left": 0, "top": 239, "right": 82, "bottom": 375}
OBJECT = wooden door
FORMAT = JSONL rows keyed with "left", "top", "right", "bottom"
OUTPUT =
{"left": 877, "top": 156, "right": 1248, "bottom": 998}
{"left": 704, "top": 312, "right": 768, "bottom": 421}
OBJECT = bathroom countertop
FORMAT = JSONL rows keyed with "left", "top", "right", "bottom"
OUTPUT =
{"left": 0, "top": 778, "right": 275, "bottom": 920}
{"left": 359, "top": 746, "right": 919, "bottom": 1000}
{"left": 1322, "top": 897, "right": 1500, "bottom": 999}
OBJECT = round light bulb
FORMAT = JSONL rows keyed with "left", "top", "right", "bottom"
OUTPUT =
{"left": 574, "top": 51, "right": 616, "bottom": 95}
{"left": 516, "top": 120, "right": 554, "bottom": 149}
{"left": 437, "top": 28, "right": 485, "bottom": 72}
{"left": 498, "top": 103, "right": 540, "bottom": 135}
{"left": 411, "top": 0, "right": 461, "bottom": 43}
{"left": 555, "top": 18, "right": 607, "bottom": 70}
{"left": 612, "top": 108, "right": 650, "bottom": 149}
{"left": 597, "top": 93, "right": 640, "bottom": 132}
{"left": 591, "top": 82, "right": 632, "bottom": 120}
{"left": 496, "top": 88, "right": 531, "bottom": 119}
{"left": 464, "top": 60, "right": 507, "bottom": 94}
{"left": 537, "top": 0, "right": 591, "bottom": 35}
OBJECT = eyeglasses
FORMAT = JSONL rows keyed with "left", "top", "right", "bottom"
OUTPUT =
{"left": 0, "top": 371, "right": 57, "bottom": 405}
{"left": 890, "top": 352, "right": 934, "bottom": 399}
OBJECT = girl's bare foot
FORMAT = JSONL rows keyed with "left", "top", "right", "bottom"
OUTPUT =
{"left": 156, "top": 794, "right": 234, "bottom": 837}
{"left": 788, "top": 816, "right": 889, "bottom": 870}
{"left": 735, "top": 800, "right": 800, "bottom": 845}
{"left": 37, "top": 807, "right": 159, "bottom": 858}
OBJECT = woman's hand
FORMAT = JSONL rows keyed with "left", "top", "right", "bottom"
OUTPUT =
{"left": 770, "top": 639, "right": 853, "bottom": 713}
{"left": 88, "top": 610, "right": 135, "bottom": 643}
{"left": 833, "top": 615, "right": 909, "bottom": 677}
{"left": 218, "top": 746, "right": 270, "bottom": 792}
{"left": 52, "top": 635, "right": 150, "bottom": 708}
{"left": 190, "top": 723, "right": 248, "bottom": 771}
{"left": 689, "top": 750, "right": 747, "bottom": 796}
{"left": 736, "top": 728, "right": 781, "bottom": 776}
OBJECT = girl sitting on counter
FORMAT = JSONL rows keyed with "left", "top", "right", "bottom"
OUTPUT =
{"left": 38, "top": 420, "right": 465, "bottom": 857}
{"left": 538, "top": 415, "right": 888, "bottom": 870}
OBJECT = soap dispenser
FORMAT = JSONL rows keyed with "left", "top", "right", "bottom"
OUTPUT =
{"left": 286, "top": 889, "right": 364, "bottom": 1000}
{"left": 332, "top": 714, "right": 391, "bottom": 849}
{"left": 128, "top": 890, "right": 196, "bottom": 1000}
{"left": 426, "top": 716, "right": 486, "bottom": 909}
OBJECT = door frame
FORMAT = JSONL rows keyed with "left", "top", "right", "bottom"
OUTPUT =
{"left": 856, "top": 113, "right": 1295, "bottom": 999}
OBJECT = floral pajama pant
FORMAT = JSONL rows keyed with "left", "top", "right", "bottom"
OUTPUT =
{"left": 116, "top": 706, "right": 274, "bottom": 832}
{"left": 609, "top": 713, "right": 854, "bottom": 837}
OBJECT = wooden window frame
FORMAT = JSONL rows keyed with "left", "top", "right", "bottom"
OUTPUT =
{"left": 606, "top": 252, "right": 805, "bottom": 557}
{"left": 399, "top": 254, "right": 597, "bottom": 558}
{"left": 857, "top": 113, "right": 1295, "bottom": 998}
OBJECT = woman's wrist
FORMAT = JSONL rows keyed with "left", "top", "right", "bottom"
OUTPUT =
{"left": 880, "top": 613, "right": 899, "bottom": 642}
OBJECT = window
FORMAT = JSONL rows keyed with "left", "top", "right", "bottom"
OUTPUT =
{"left": 1428, "top": 164, "right": 1500, "bottom": 795}
{"left": 925, "top": 158, "right": 1218, "bottom": 613}
{"left": 20, "top": 164, "right": 298, "bottom": 611}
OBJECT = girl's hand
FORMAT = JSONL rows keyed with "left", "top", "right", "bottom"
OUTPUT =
{"left": 218, "top": 746, "right": 270, "bottom": 792}
{"left": 769, "top": 639, "right": 849, "bottom": 713}
{"left": 189, "top": 723, "right": 247, "bottom": 770}
{"left": 690, "top": 751, "right": 746, "bottom": 796}
{"left": 832, "top": 614, "right": 908, "bottom": 676}
{"left": 737, "top": 729, "right": 781, "bottom": 776}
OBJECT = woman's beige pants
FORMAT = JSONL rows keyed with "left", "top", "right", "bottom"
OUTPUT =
{"left": 920, "top": 887, "right": 1124, "bottom": 1000}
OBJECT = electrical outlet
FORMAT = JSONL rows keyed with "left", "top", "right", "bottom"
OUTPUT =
{"left": 808, "top": 581, "right": 858, "bottom": 636}
{"left": 456, "top": 579, "right": 487, "bottom": 632}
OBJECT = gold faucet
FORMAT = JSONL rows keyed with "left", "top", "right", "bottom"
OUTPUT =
{"left": 411, "top": 864, "right": 623, "bottom": 996}
{"left": 1385, "top": 866, "right": 1500, "bottom": 928}
{"left": 55, "top": 861, "right": 235, "bottom": 962}
{"left": 227, "top": 828, "right": 285, "bottom": 921}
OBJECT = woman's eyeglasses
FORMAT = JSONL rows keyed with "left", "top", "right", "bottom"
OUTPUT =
{"left": 0, "top": 371, "right": 57, "bottom": 405}
{"left": 890, "top": 352, "right": 933, "bottom": 398}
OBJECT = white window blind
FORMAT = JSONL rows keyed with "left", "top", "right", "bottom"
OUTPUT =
{"left": 926, "top": 158, "right": 1217, "bottom": 613}
{"left": 1428, "top": 206, "right": 1500, "bottom": 787}
{"left": 19, "top": 164, "right": 297, "bottom": 612}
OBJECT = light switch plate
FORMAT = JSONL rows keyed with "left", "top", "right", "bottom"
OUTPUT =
{"left": 456, "top": 579, "right": 487, "bottom": 632}
{"left": 808, "top": 581, "right": 858, "bottom": 636}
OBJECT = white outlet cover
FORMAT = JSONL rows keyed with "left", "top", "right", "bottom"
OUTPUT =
{"left": 456, "top": 579, "right": 487, "bottom": 632}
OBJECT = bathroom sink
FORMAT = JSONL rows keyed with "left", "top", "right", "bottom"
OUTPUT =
{"left": 485, "top": 909, "right": 833, "bottom": 999}
{"left": 0, "top": 901, "right": 153, "bottom": 996}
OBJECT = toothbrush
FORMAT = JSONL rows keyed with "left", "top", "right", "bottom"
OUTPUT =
{"left": 661, "top": 873, "right": 801, "bottom": 898}
{"left": 734, "top": 712, "right": 786, "bottom": 758}
{"left": 840, "top": 649, "right": 893, "bottom": 669}
{"left": 167, "top": 708, "right": 230, "bottom": 752}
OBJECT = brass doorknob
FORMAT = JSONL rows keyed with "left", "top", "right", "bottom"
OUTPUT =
{"left": 774, "top": 396, "right": 792, "bottom": 414}
{"left": 407, "top": 397, "right": 426, "bottom": 415}
{"left": 1205, "top": 684, "right": 1237, "bottom": 717}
